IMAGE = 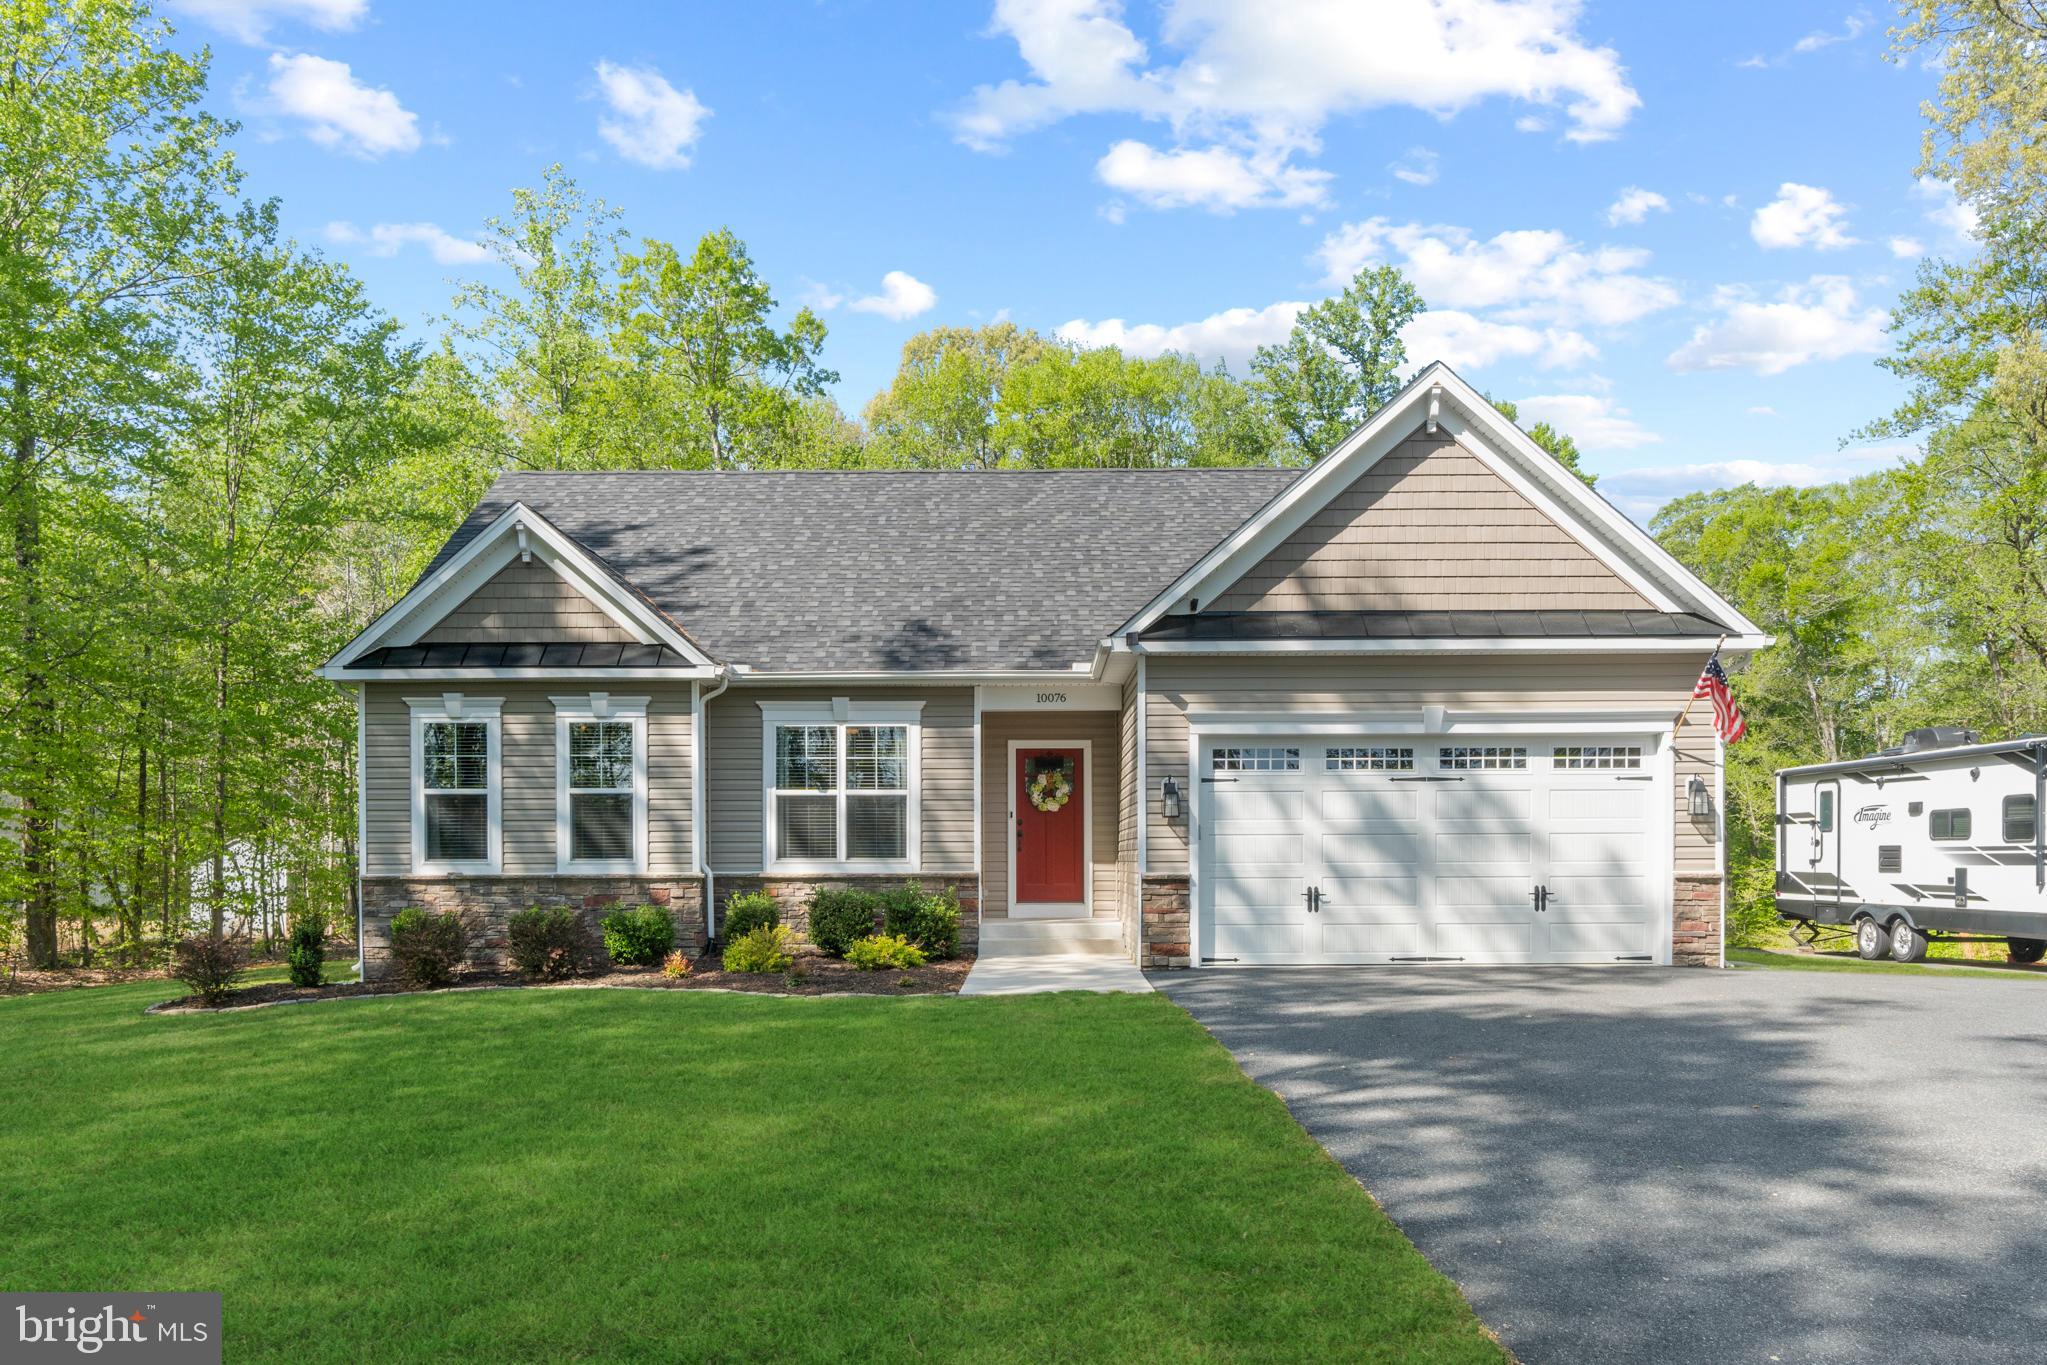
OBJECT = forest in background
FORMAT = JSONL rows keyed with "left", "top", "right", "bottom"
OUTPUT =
{"left": 2, "top": 0, "right": 2040, "bottom": 968}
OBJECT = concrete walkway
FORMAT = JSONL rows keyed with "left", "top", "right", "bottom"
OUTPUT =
{"left": 959, "top": 954, "right": 1153, "bottom": 995}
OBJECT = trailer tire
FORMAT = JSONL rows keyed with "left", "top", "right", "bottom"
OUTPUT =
{"left": 1890, "top": 919, "right": 1930, "bottom": 964}
{"left": 1854, "top": 917, "right": 1889, "bottom": 960}
{"left": 2008, "top": 938, "right": 2047, "bottom": 964}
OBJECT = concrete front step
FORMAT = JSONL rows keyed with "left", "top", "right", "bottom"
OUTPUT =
{"left": 979, "top": 918, "right": 1123, "bottom": 958}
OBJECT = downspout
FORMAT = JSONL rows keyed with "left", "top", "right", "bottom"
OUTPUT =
{"left": 695, "top": 666, "right": 733, "bottom": 942}
{"left": 1716, "top": 734, "right": 1727, "bottom": 969}
{"left": 2035, "top": 739, "right": 2044, "bottom": 894}
{"left": 355, "top": 683, "right": 367, "bottom": 981}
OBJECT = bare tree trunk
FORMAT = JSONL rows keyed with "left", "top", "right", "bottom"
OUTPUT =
{"left": 12, "top": 373, "right": 57, "bottom": 968}
{"left": 210, "top": 638, "right": 228, "bottom": 937}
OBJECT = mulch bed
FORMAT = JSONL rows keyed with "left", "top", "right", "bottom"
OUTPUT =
{"left": 3, "top": 957, "right": 342, "bottom": 998}
{"left": 150, "top": 951, "right": 974, "bottom": 1013}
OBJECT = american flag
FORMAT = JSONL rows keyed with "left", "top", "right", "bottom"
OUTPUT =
{"left": 1693, "top": 653, "right": 1747, "bottom": 744}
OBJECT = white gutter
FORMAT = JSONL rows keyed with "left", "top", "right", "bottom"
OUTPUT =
{"left": 694, "top": 666, "right": 733, "bottom": 942}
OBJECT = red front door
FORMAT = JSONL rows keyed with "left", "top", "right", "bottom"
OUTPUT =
{"left": 1015, "top": 748, "right": 1086, "bottom": 907}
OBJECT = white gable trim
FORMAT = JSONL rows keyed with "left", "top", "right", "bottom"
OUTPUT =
{"left": 325, "top": 503, "right": 718, "bottom": 672}
{"left": 1113, "top": 363, "right": 1766, "bottom": 642}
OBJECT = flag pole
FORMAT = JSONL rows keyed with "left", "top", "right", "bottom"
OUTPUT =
{"left": 1672, "top": 635, "right": 1728, "bottom": 740}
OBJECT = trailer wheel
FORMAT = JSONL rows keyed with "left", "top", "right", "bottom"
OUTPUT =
{"left": 1854, "top": 917, "right": 1889, "bottom": 960}
{"left": 1890, "top": 920, "right": 1930, "bottom": 964}
{"left": 2008, "top": 938, "right": 2047, "bottom": 964}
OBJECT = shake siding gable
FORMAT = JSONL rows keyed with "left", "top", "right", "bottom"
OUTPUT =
{"left": 1208, "top": 426, "right": 1651, "bottom": 613}
{"left": 421, "top": 556, "right": 637, "bottom": 644}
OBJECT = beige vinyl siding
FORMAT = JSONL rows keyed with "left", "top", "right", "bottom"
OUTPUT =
{"left": 1118, "top": 674, "right": 1140, "bottom": 952}
{"left": 1210, "top": 426, "right": 1650, "bottom": 612}
{"left": 705, "top": 686, "right": 974, "bottom": 873}
{"left": 1142, "top": 654, "right": 1720, "bottom": 877}
{"left": 979, "top": 710, "right": 1122, "bottom": 920}
{"left": 361, "top": 681, "right": 694, "bottom": 877}
{"left": 421, "top": 557, "right": 636, "bottom": 643}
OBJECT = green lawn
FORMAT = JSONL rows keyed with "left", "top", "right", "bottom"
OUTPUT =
{"left": 0, "top": 979, "right": 1501, "bottom": 1363}
{"left": 1730, "top": 946, "right": 2047, "bottom": 977}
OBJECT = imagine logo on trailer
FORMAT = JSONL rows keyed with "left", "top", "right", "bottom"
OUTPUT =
{"left": 5, "top": 1295, "right": 218, "bottom": 1362}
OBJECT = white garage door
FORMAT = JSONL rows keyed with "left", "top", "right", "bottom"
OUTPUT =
{"left": 1199, "top": 736, "right": 1663, "bottom": 965}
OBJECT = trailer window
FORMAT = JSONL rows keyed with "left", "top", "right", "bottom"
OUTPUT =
{"left": 1817, "top": 790, "right": 1834, "bottom": 832}
{"left": 2005, "top": 795, "right": 2039, "bottom": 844}
{"left": 1930, "top": 808, "right": 1972, "bottom": 841}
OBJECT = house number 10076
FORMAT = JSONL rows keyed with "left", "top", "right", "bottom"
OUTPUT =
{"left": 1037, "top": 692, "right": 1067, "bottom": 704}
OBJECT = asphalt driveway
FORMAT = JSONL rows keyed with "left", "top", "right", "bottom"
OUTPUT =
{"left": 1153, "top": 965, "right": 2047, "bottom": 1365}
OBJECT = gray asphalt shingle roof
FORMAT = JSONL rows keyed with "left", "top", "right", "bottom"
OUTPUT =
{"left": 425, "top": 469, "right": 1303, "bottom": 672}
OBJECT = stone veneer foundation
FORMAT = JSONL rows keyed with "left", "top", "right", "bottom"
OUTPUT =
{"left": 711, "top": 874, "right": 981, "bottom": 954}
{"left": 360, "top": 876, "right": 706, "bottom": 981}
{"left": 1672, "top": 874, "right": 1725, "bottom": 967}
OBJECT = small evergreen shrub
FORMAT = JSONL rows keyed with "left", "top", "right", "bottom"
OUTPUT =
{"left": 508, "top": 906, "right": 589, "bottom": 980}
{"left": 885, "top": 883, "right": 962, "bottom": 961}
{"left": 172, "top": 935, "right": 245, "bottom": 1005}
{"left": 721, "top": 891, "right": 780, "bottom": 944}
{"left": 286, "top": 915, "right": 327, "bottom": 988}
{"left": 807, "top": 887, "right": 881, "bottom": 957}
{"left": 600, "top": 904, "right": 674, "bottom": 966}
{"left": 722, "top": 923, "right": 794, "bottom": 973}
{"left": 845, "top": 933, "right": 926, "bottom": 971}
{"left": 661, "top": 950, "right": 692, "bottom": 979}
{"left": 388, "top": 908, "right": 469, "bottom": 988}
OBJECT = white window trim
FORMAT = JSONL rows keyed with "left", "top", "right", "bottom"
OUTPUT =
{"left": 758, "top": 699, "right": 924, "bottom": 875}
{"left": 552, "top": 694, "right": 650, "bottom": 875}
{"left": 407, "top": 694, "right": 503, "bottom": 877}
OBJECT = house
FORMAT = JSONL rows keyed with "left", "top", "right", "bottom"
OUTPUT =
{"left": 323, "top": 364, "right": 1767, "bottom": 978}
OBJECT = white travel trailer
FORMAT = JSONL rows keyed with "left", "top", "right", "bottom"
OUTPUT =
{"left": 1776, "top": 728, "right": 2047, "bottom": 962}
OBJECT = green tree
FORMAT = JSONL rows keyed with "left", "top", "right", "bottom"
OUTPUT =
{"left": 1250, "top": 266, "right": 1424, "bottom": 462}
{"left": 1491, "top": 399, "right": 1597, "bottom": 486}
{"left": 1, "top": 0, "right": 237, "bottom": 965}
{"left": 610, "top": 228, "right": 836, "bottom": 469}
{"left": 863, "top": 323, "right": 1053, "bottom": 468}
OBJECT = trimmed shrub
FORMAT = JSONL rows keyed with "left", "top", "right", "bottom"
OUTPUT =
{"left": 508, "top": 906, "right": 590, "bottom": 980}
{"left": 388, "top": 908, "right": 469, "bottom": 988}
{"left": 722, "top": 923, "right": 794, "bottom": 974}
{"left": 661, "top": 950, "right": 692, "bottom": 979}
{"left": 286, "top": 915, "right": 327, "bottom": 988}
{"left": 885, "top": 883, "right": 962, "bottom": 961}
{"left": 845, "top": 933, "right": 926, "bottom": 971}
{"left": 721, "top": 891, "right": 779, "bottom": 944}
{"left": 172, "top": 935, "right": 245, "bottom": 1005}
{"left": 807, "top": 887, "right": 881, "bottom": 957}
{"left": 600, "top": 904, "right": 674, "bottom": 966}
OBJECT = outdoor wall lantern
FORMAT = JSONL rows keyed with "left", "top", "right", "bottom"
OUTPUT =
{"left": 1161, "top": 776, "right": 1182, "bottom": 820}
{"left": 1688, "top": 775, "right": 1714, "bottom": 820}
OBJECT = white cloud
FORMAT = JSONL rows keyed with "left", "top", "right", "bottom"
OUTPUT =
{"left": 849, "top": 271, "right": 938, "bottom": 321}
{"left": 1666, "top": 276, "right": 1889, "bottom": 376}
{"left": 1058, "top": 301, "right": 1305, "bottom": 370}
{"left": 1750, "top": 182, "right": 1857, "bottom": 250}
{"left": 263, "top": 52, "right": 419, "bottom": 157}
{"left": 1512, "top": 392, "right": 1660, "bottom": 449}
{"left": 1095, "top": 139, "right": 1331, "bottom": 211}
{"left": 167, "top": 0, "right": 364, "bottom": 43}
{"left": 1389, "top": 147, "right": 1439, "bottom": 186}
{"left": 1514, "top": 114, "right": 1548, "bottom": 133}
{"left": 1888, "top": 235, "right": 1925, "bottom": 258}
{"left": 594, "top": 61, "right": 710, "bottom": 170}
{"left": 797, "top": 278, "right": 847, "bottom": 311}
{"left": 1600, "top": 442, "right": 1914, "bottom": 520}
{"left": 954, "top": 0, "right": 1641, "bottom": 208}
{"left": 1746, "top": 405, "right": 1778, "bottom": 416}
{"left": 1314, "top": 217, "right": 1680, "bottom": 327}
{"left": 324, "top": 221, "right": 490, "bottom": 265}
{"left": 1605, "top": 186, "right": 1669, "bottom": 226}
{"left": 1912, "top": 175, "right": 1980, "bottom": 244}
{"left": 1406, "top": 310, "right": 1596, "bottom": 372}
{"left": 1792, "top": 12, "right": 1869, "bottom": 54}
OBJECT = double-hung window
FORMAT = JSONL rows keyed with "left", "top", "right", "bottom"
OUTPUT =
{"left": 553, "top": 695, "right": 648, "bottom": 873}
{"left": 409, "top": 695, "right": 502, "bottom": 874}
{"left": 762, "top": 701, "right": 921, "bottom": 871}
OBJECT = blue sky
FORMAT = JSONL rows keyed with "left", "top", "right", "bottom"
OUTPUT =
{"left": 165, "top": 0, "right": 1965, "bottom": 518}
